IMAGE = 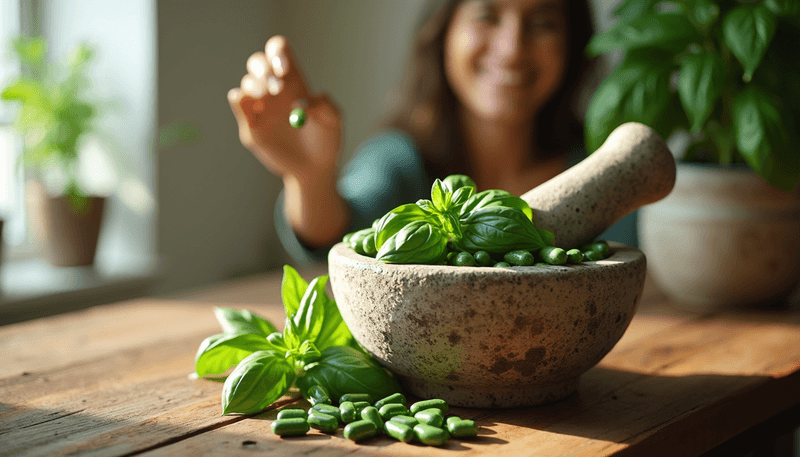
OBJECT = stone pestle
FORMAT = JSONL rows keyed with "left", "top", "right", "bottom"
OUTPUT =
{"left": 521, "top": 122, "right": 677, "bottom": 250}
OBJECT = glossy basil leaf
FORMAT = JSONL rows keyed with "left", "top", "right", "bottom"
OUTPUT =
{"left": 266, "top": 332, "right": 290, "bottom": 352}
{"left": 459, "top": 189, "right": 534, "bottom": 221}
{"left": 454, "top": 207, "right": 547, "bottom": 253}
{"left": 442, "top": 174, "right": 477, "bottom": 193}
{"left": 440, "top": 211, "right": 462, "bottom": 241}
{"left": 283, "top": 315, "right": 302, "bottom": 350}
{"left": 375, "top": 203, "right": 437, "bottom": 250}
{"left": 723, "top": 5, "right": 777, "bottom": 82}
{"left": 221, "top": 350, "right": 295, "bottom": 415}
{"left": 449, "top": 186, "right": 475, "bottom": 210}
{"left": 430, "top": 179, "right": 451, "bottom": 212}
{"left": 613, "top": 0, "right": 657, "bottom": 20}
{"left": 296, "top": 346, "right": 402, "bottom": 402}
{"left": 693, "top": 0, "right": 719, "bottom": 26}
{"left": 376, "top": 220, "right": 448, "bottom": 264}
{"left": 312, "top": 291, "right": 355, "bottom": 351}
{"left": 587, "top": 12, "right": 701, "bottom": 56}
{"left": 194, "top": 333, "right": 272, "bottom": 378}
{"left": 679, "top": 51, "right": 725, "bottom": 132}
{"left": 733, "top": 86, "right": 800, "bottom": 191}
{"left": 293, "top": 276, "right": 327, "bottom": 343}
{"left": 280, "top": 265, "right": 307, "bottom": 318}
{"left": 538, "top": 228, "right": 556, "bottom": 247}
{"left": 295, "top": 340, "right": 322, "bottom": 364}
{"left": 213, "top": 307, "right": 277, "bottom": 337}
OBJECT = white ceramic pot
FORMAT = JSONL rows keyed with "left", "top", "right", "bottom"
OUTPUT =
{"left": 639, "top": 163, "right": 800, "bottom": 310}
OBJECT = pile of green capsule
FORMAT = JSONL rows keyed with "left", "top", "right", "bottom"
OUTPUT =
{"left": 270, "top": 386, "right": 477, "bottom": 446}
{"left": 447, "top": 240, "right": 613, "bottom": 267}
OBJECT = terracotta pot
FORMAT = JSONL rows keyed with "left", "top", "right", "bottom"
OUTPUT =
{"left": 639, "top": 163, "right": 800, "bottom": 310}
{"left": 30, "top": 183, "right": 106, "bottom": 267}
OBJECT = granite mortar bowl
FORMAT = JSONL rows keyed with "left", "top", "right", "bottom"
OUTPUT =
{"left": 328, "top": 241, "right": 647, "bottom": 409}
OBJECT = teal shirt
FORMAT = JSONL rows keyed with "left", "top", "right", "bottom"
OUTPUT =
{"left": 275, "top": 129, "right": 637, "bottom": 264}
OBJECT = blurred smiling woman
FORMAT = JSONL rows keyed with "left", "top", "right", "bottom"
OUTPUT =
{"left": 228, "top": 0, "right": 596, "bottom": 263}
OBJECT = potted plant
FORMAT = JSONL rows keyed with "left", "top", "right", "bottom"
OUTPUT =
{"left": 584, "top": 0, "right": 800, "bottom": 309}
{"left": 1, "top": 36, "right": 106, "bottom": 267}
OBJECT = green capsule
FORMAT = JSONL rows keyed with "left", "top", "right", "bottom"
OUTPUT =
{"left": 384, "top": 420, "right": 414, "bottom": 442}
{"left": 409, "top": 398, "right": 449, "bottom": 415}
{"left": 446, "top": 251, "right": 458, "bottom": 265}
{"left": 352, "top": 401, "right": 371, "bottom": 413}
{"left": 473, "top": 250, "right": 493, "bottom": 266}
{"left": 361, "top": 406, "right": 384, "bottom": 431}
{"left": 271, "top": 417, "right": 310, "bottom": 436}
{"left": 504, "top": 249, "right": 534, "bottom": 266}
{"left": 584, "top": 250, "right": 604, "bottom": 261}
{"left": 339, "top": 401, "right": 357, "bottom": 423}
{"left": 311, "top": 403, "right": 341, "bottom": 422}
{"left": 448, "top": 419, "right": 478, "bottom": 438}
{"left": 389, "top": 415, "right": 419, "bottom": 428}
{"left": 413, "top": 423, "right": 448, "bottom": 446}
{"left": 307, "top": 410, "right": 338, "bottom": 433}
{"left": 539, "top": 246, "right": 567, "bottom": 265}
{"left": 379, "top": 403, "right": 409, "bottom": 420}
{"left": 493, "top": 261, "right": 511, "bottom": 267}
{"left": 566, "top": 249, "right": 584, "bottom": 264}
{"left": 584, "top": 241, "right": 611, "bottom": 258}
{"left": 307, "top": 385, "right": 331, "bottom": 406}
{"left": 276, "top": 408, "right": 307, "bottom": 420}
{"left": 289, "top": 108, "right": 306, "bottom": 128}
{"left": 534, "top": 262, "right": 550, "bottom": 266}
{"left": 374, "top": 392, "right": 407, "bottom": 409}
{"left": 454, "top": 251, "right": 476, "bottom": 266}
{"left": 414, "top": 408, "right": 444, "bottom": 428}
{"left": 343, "top": 419, "right": 377, "bottom": 442}
{"left": 445, "top": 416, "right": 462, "bottom": 428}
{"left": 362, "top": 234, "right": 377, "bottom": 257}
{"left": 340, "top": 393, "right": 373, "bottom": 405}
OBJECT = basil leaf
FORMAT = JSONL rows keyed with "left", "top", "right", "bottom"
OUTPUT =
{"left": 449, "top": 186, "right": 475, "bottom": 212}
{"left": 723, "top": 5, "right": 777, "bottom": 82}
{"left": 213, "top": 307, "right": 277, "bottom": 337}
{"left": 733, "top": 86, "right": 800, "bottom": 191}
{"left": 693, "top": 0, "right": 719, "bottom": 27}
{"left": 375, "top": 203, "right": 437, "bottom": 250}
{"left": 293, "top": 276, "right": 327, "bottom": 343}
{"left": 442, "top": 174, "right": 477, "bottom": 193}
{"left": 455, "top": 207, "right": 547, "bottom": 253}
{"left": 194, "top": 333, "right": 272, "bottom": 378}
{"left": 296, "top": 346, "right": 402, "bottom": 402}
{"left": 312, "top": 288, "right": 355, "bottom": 351}
{"left": 221, "top": 350, "right": 295, "bottom": 415}
{"left": 266, "top": 332, "right": 290, "bottom": 352}
{"left": 765, "top": 0, "right": 800, "bottom": 16}
{"left": 538, "top": 227, "right": 556, "bottom": 247}
{"left": 613, "top": 0, "right": 657, "bottom": 20}
{"left": 430, "top": 179, "right": 451, "bottom": 212}
{"left": 679, "top": 51, "right": 726, "bottom": 133}
{"left": 376, "top": 220, "right": 448, "bottom": 264}
{"left": 296, "top": 340, "right": 322, "bottom": 364}
{"left": 283, "top": 315, "right": 302, "bottom": 350}
{"left": 587, "top": 12, "right": 701, "bottom": 56}
{"left": 280, "top": 265, "right": 307, "bottom": 318}
{"left": 459, "top": 189, "right": 534, "bottom": 221}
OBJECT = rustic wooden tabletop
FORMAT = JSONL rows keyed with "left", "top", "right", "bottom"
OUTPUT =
{"left": 1, "top": 269, "right": 798, "bottom": 457}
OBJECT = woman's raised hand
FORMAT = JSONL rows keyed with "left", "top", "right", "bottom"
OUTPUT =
{"left": 228, "top": 36, "right": 341, "bottom": 181}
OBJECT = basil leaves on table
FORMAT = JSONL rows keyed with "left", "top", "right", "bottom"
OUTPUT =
{"left": 344, "top": 174, "right": 555, "bottom": 264}
{"left": 193, "top": 265, "right": 402, "bottom": 415}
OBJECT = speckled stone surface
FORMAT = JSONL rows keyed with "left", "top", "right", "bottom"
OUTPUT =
{"left": 328, "top": 242, "right": 647, "bottom": 408}
{"left": 521, "top": 122, "right": 676, "bottom": 249}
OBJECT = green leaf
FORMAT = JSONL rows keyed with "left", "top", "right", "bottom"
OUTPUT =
{"left": 221, "top": 350, "right": 295, "bottom": 415}
{"left": 1, "top": 79, "right": 48, "bottom": 105}
{"left": 213, "top": 307, "right": 277, "bottom": 337}
{"left": 679, "top": 51, "right": 726, "bottom": 132}
{"left": 442, "top": 174, "right": 477, "bottom": 193}
{"left": 449, "top": 186, "right": 475, "bottom": 212}
{"left": 293, "top": 276, "right": 328, "bottom": 343}
{"left": 459, "top": 189, "right": 533, "bottom": 221}
{"left": 693, "top": 0, "right": 720, "bottom": 26}
{"left": 296, "top": 340, "right": 322, "bottom": 364}
{"left": 538, "top": 228, "right": 555, "bottom": 247}
{"left": 733, "top": 86, "right": 800, "bottom": 191}
{"left": 283, "top": 315, "right": 302, "bottom": 349}
{"left": 430, "top": 179, "right": 450, "bottom": 212}
{"left": 587, "top": 12, "right": 701, "bottom": 56}
{"left": 311, "top": 287, "right": 355, "bottom": 351}
{"left": 765, "top": 0, "right": 800, "bottom": 16}
{"left": 194, "top": 333, "right": 272, "bottom": 378}
{"left": 723, "top": 5, "right": 777, "bottom": 82}
{"left": 374, "top": 203, "right": 437, "bottom": 250}
{"left": 11, "top": 36, "right": 47, "bottom": 67}
{"left": 614, "top": 0, "right": 658, "bottom": 20}
{"left": 280, "top": 265, "right": 308, "bottom": 318}
{"left": 455, "top": 207, "right": 547, "bottom": 253}
{"left": 296, "top": 346, "right": 402, "bottom": 402}
{"left": 376, "top": 220, "right": 448, "bottom": 264}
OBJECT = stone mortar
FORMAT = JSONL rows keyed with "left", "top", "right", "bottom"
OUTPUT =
{"left": 328, "top": 123, "right": 675, "bottom": 408}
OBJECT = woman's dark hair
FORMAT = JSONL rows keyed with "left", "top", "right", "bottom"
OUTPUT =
{"left": 384, "top": 0, "right": 596, "bottom": 180}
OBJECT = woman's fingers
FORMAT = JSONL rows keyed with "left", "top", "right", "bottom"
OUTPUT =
{"left": 305, "top": 93, "right": 341, "bottom": 128}
{"left": 265, "top": 35, "right": 309, "bottom": 99}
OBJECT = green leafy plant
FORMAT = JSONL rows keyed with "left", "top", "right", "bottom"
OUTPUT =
{"left": 1, "top": 36, "right": 102, "bottom": 212}
{"left": 585, "top": 0, "right": 800, "bottom": 191}
{"left": 344, "top": 174, "right": 554, "bottom": 264}
{"left": 194, "top": 265, "right": 402, "bottom": 415}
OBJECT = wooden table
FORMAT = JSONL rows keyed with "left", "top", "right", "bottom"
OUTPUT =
{"left": 1, "top": 268, "right": 799, "bottom": 457}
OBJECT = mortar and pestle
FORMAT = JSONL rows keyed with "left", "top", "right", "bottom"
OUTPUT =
{"left": 328, "top": 123, "right": 676, "bottom": 408}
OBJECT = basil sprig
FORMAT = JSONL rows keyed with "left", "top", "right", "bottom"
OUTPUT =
{"left": 193, "top": 265, "right": 402, "bottom": 415}
{"left": 344, "top": 174, "right": 555, "bottom": 264}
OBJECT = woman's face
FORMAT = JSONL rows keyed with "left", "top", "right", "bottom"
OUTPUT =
{"left": 444, "top": 0, "right": 568, "bottom": 124}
